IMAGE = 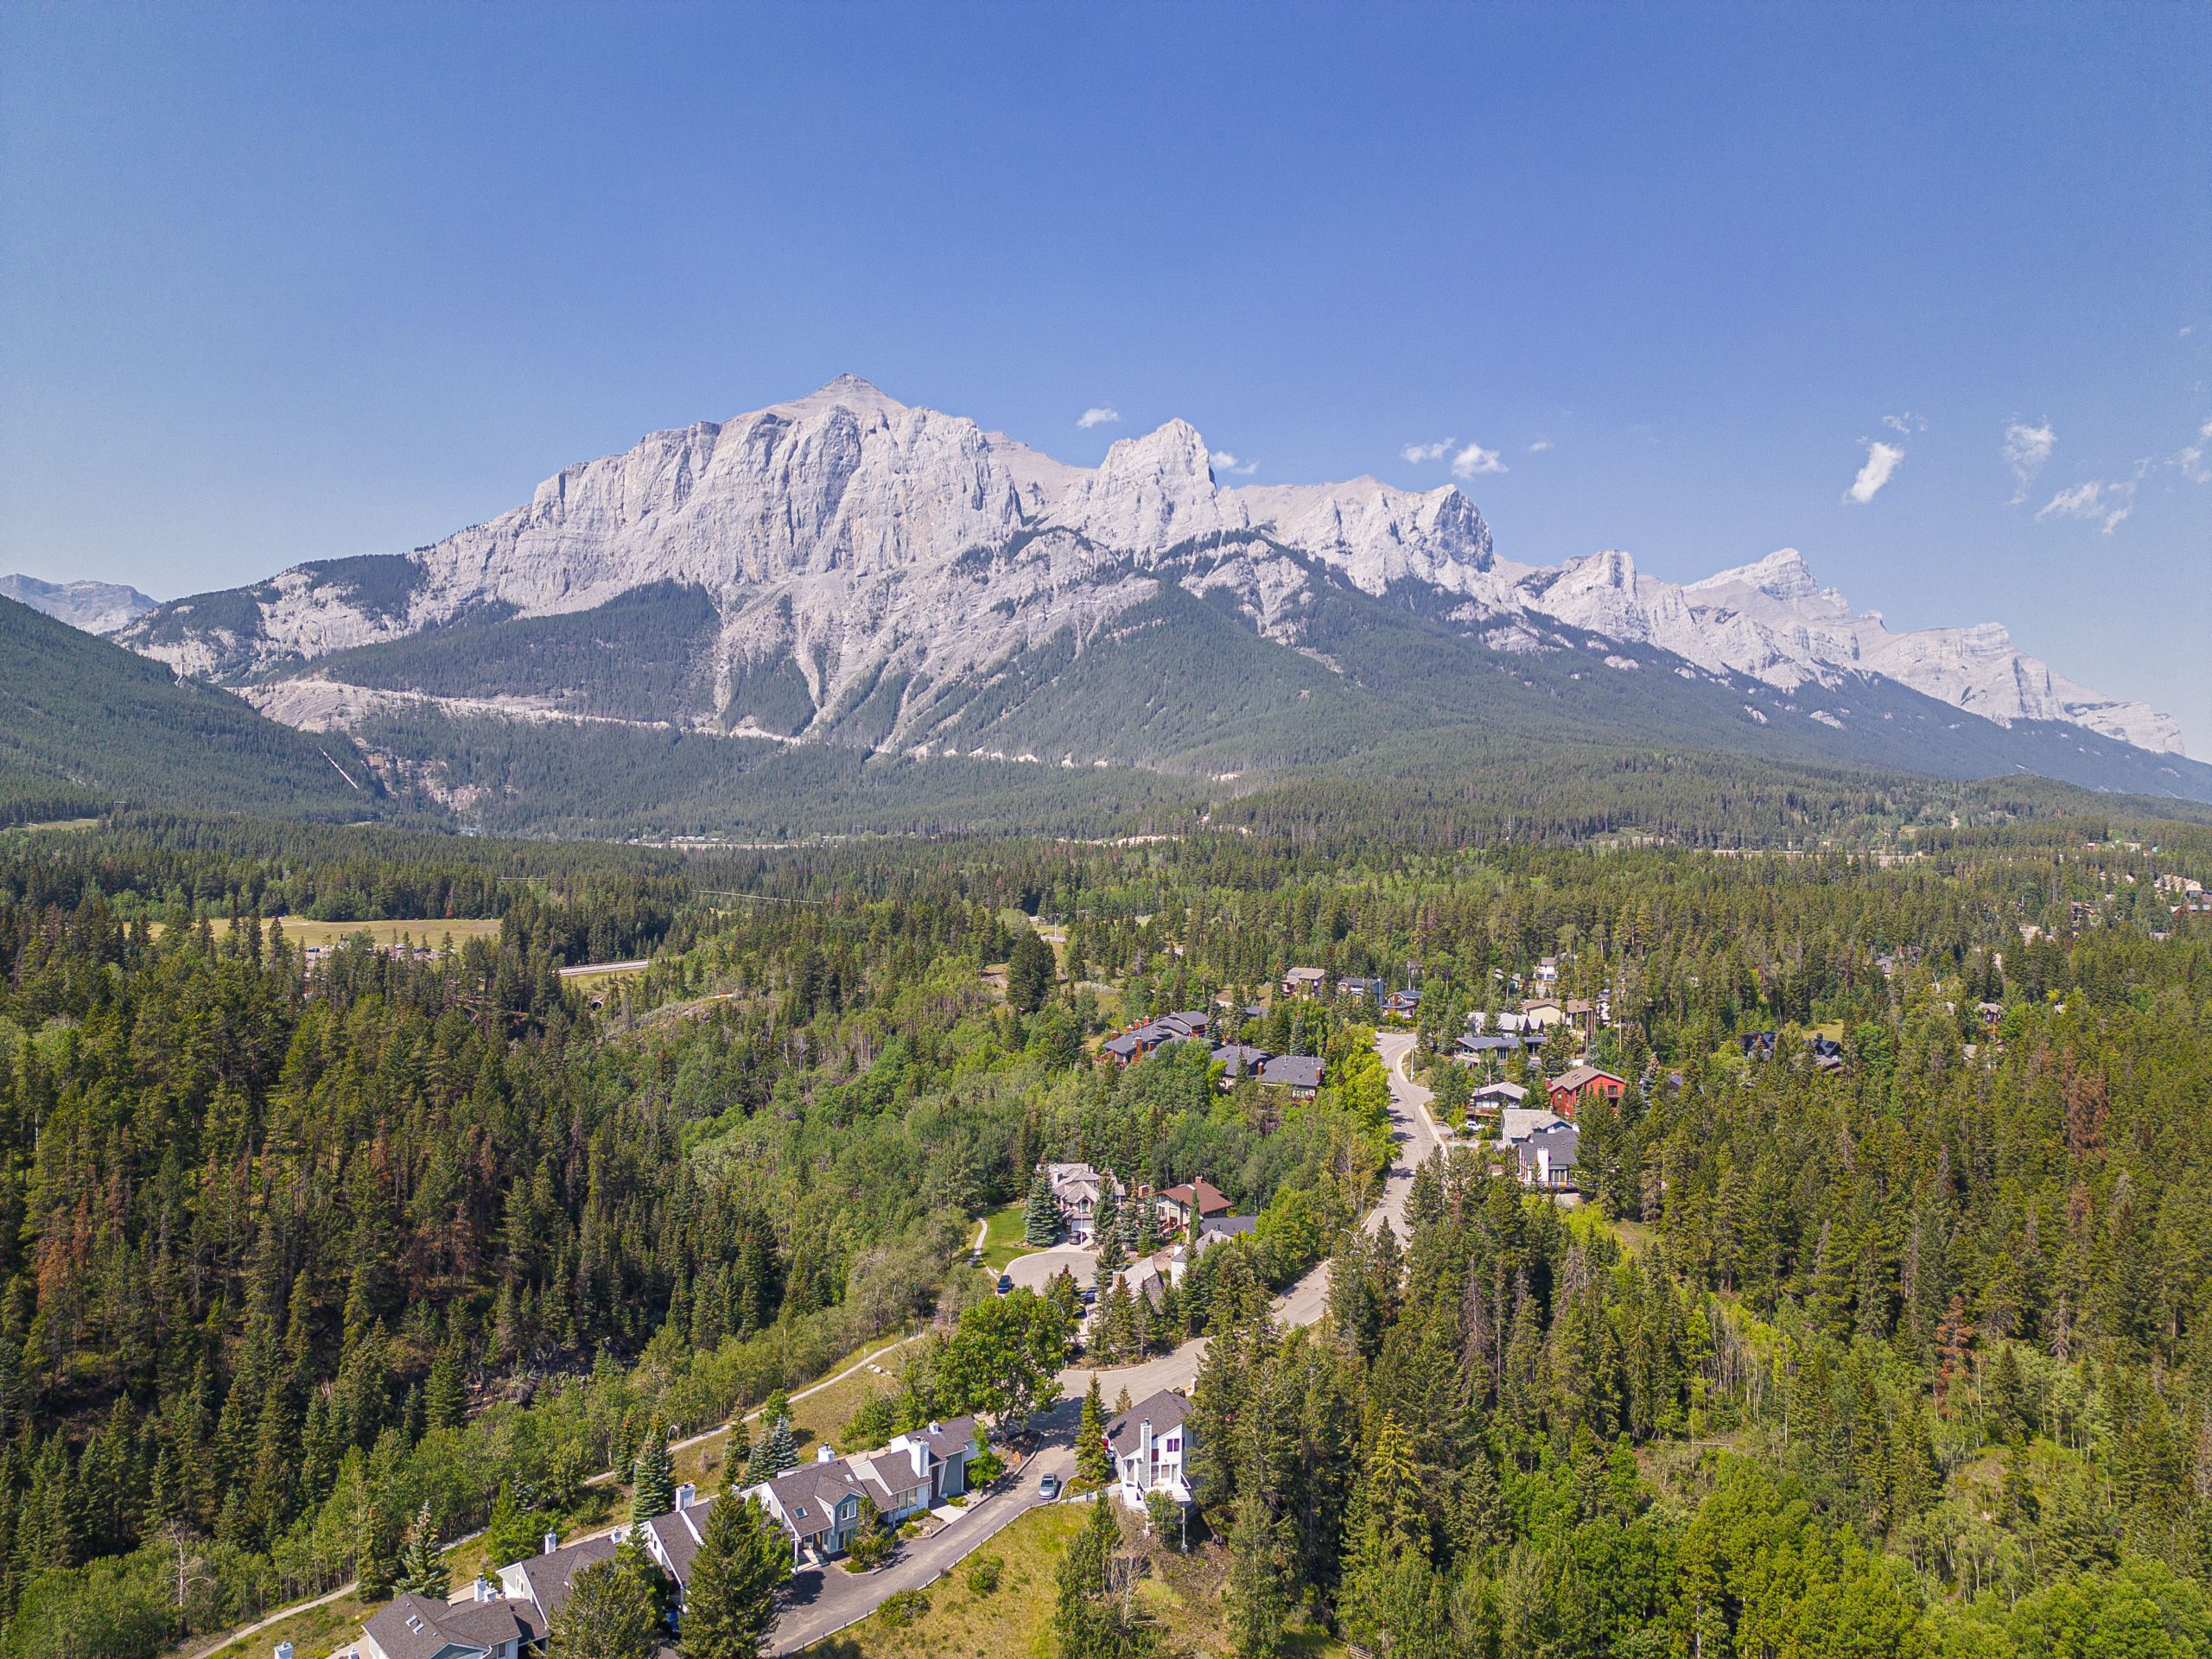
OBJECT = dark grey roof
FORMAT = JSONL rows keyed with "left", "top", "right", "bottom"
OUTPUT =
{"left": 1105, "top": 1389, "right": 1189, "bottom": 1456}
{"left": 764, "top": 1459, "right": 880, "bottom": 1535}
{"left": 644, "top": 1500, "right": 712, "bottom": 1587}
{"left": 1258, "top": 1054, "right": 1324, "bottom": 1089}
{"left": 366, "top": 1592, "right": 536, "bottom": 1659}
{"left": 1211, "top": 1043, "right": 1271, "bottom": 1077}
{"left": 508, "top": 1533, "right": 619, "bottom": 1624}
{"left": 1198, "top": 1214, "right": 1256, "bottom": 1239}
{"left": 1515, "top": 1122, "right": 1580, "bottom": 1173}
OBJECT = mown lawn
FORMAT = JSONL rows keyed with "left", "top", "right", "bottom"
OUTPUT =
{"left": 977, "top": 1201, "right": 1034, "bottom": 1273}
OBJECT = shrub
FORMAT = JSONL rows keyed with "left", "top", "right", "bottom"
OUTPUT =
{"left": 880, "top": 1588, "right": 931, "bottom": 1627}
{"left": 965, "top": 1554, "right": 1002, "bottom": 1595}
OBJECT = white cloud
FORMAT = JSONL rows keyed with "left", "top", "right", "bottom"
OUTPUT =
{"left": 1845, "top": 439, "right": 1904, "bottom": 504}
{"left": 2038, "top": 473, "right": 2138, "bottom": 534}
{"left": 1882, "top": 412, "right": 1926, "bottom": 436}
{"left": 1212, "top": 450, "right": 1260, "bottom": 477}
{"left": 2002, "top": 419, "right": 2056, "bottom": 503}
{"left": 2171, "top": 423, "right": 2211, "bottom": 484}
{"left": 1401, "top": 437, "right": 1455, "bottom": 464}
{"left": 1077, "top": 405, "right": 1121, "bottom": 429}
{"left": 1451, "top": 442, "right": 1507, "bottom": 479}
{"left": 1529, "top": 438, "right": 1554, "bottom": 452}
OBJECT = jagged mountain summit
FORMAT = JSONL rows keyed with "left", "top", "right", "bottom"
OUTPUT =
{"left": 118, "top": 376, "right": 2191, "bottom": 804}
{"left": 2, "top": 573, "right": 157, "bottom": 636}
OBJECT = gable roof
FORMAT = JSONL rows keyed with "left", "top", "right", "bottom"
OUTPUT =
{"left": 1258, "top": 1054, "right": 1325, "bottom": 1089}
{"left": 505, "top": 1533, "right": 618, "bottom": 1625}
{"left": 365, "top": 1593, "right": 538, "bottom": 1659}
{"left": 1160, "top": 1177, "right": 1230, "bottom": 1216}
{"left": 1551, "top": 1065, "right": 1625, "bottom": 1094}
{"left": 1105, "top": 1389, "right": 1190, "bottom": 1456}
{"left": 641, "top": 1500, "right": 712, "bottom": 1588}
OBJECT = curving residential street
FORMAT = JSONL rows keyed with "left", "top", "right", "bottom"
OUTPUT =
{"left": 768, "top": 1030, "right": 1439, "bottom": 1651}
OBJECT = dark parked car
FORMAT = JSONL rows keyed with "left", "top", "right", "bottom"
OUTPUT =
{"left": 997, "top": 1274, "right": 1014, "bottom": 1294}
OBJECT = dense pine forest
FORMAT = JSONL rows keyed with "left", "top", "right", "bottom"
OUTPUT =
{"left": 0, "top": 800, "right": 2209, "bottom": 1656}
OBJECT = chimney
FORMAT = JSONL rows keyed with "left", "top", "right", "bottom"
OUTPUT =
{"left": 675, "top": 1482, "right": 696, "bottom": 1510}
{"left": 817, "top": 1444, "right": 836, "bottom": 1463}
{"left": 276, "top": 1645, "right": 295, "bottom": 1659}
{"left": 543, "top": 1530, "right": 559, "bottom": 1556}
{"left": 473, "top": 1575, "right": 497, "bottom": 1601}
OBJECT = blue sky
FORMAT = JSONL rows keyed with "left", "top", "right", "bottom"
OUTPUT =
{"left": 4, "top": 3, "right": 2208, "bottom": 750}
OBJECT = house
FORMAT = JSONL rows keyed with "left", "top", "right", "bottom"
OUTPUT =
{"left": 497, "top": 1532, "right": 620, "bottom": 1633}
{"left": 1546, "top": 1065, "right": 1625, "bottom": 1119}
{"left": 1738, "top": 1030, "right": 1777, "bottom": 1060}
{"left": 636, "top": 1492, "right": 715, "bottom": 1630}
{"left": 1561, "top": 997, "right": 1596, "bottom": 1036}
{"left": 1337, "top": 976, "right": 1384, "bottom": 1005}
{"left": 1043, "top": 1162, "right": 1121, "bottom": 1243}
{"left": 1105, "top": 1389, "right": 1192, "bottom": 1511}
{"left": 1534, "top": 957, "right": 1560, "bottom": 985}
{"left": 1281, "top": 967, "right": 1327, "bottom": 998}
{"left": 1196, "top": 1213, "right": 1257, "bottom": 1249}
{"left": 1514, "top": 1120, "right": 1580, "bottom": 1190}
{"left": 1102, "top": 1017, "right": 1196, "bottom": 1066}
{"left": 1453, "top": 1032, "right": 1522, "bottom": 1062}
{"left": 1157, "top": 1178, "right": 1231, "bottom": 1230}
{"left": 745, "top": 1415, "right": 978, "bottom": 1567}
{"left": 1382, "top": 988, "right": 1421, "bottom": 1019}
{"left": 360, "top": 1586, "right": 539, "bottom": 1659}
{"left": 1518, "top": 998, "right": 1566, "bottom": 1029}
{"left": 1211, "top": 1043, "right": 1272, "bottom": 1084}
{"left": 1157, "top": 1010, "right": 1211, "bottom": 1039}
{"left": 1808, "top": 1033, "right": 1846, "bottom": 1072}
{"left": 1256, "top": 1053, "right": 1325, "bottom": 1098}
{"left": 1468, "top": 1079, "right": 1528, "bottom": 1116}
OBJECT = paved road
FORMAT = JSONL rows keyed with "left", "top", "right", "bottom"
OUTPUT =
{"left": 766, "top": 1033, "right": 1440, "bottom": 1650}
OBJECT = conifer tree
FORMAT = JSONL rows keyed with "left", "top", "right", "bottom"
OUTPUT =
{"left": 678, "top": 1494, "right": 791, "bottom": 1659}
{"left": 631, "top": 1426, "right": 675, "bottom": 1521}
{"left": 1026, "top": 1175, "right": 1060, "bottom": 1247}
{"left": 762, "top": 1415, "right": 798, "bottom": 1476}
{"left": 1077, "top": 1378, "right": 1111, "bottom": 1486}
{"left": 393, "top": 1503, "right": 448, "bottom": 1599}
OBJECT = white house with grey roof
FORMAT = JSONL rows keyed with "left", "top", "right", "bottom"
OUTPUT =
{"left": 358, "top": 1585, "right": 538, "bottom": 1659}
{"left": 742, "top": 1414, "right": 978, "bottom": 1565}
{"left": 1104, "top": 1388, "right": 1192, "bottom": 1511}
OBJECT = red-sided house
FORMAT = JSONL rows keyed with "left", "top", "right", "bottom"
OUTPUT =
{"left": 1546, "top": 1065, "right": 1626, "bottom": 1120}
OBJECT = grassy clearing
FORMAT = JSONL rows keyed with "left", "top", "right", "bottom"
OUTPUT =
{"left": 183, "top": 1587, "right": 372, "bottom": 1659}
{"left": 13, "top": 817, "right": 102, "bottom": 833}
{"left": 977, "top": 1201, "right": 1033, "bottom": 1273}
{"left": 803, "top": 1503, "right": 1084, "bottom": 1659}
{"left": 658, "top": 1333, "right": 925, "bottom": 1494}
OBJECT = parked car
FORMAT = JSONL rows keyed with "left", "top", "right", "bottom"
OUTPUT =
{"left": 997, "top": 1274, "right": 1014, "bottom": 1294}
{"left": 1039, "top": 1473, "right": 1061, "bottom": 1499}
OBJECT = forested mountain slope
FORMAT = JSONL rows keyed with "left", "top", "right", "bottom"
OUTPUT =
{"left": 0, "top": 597, "right": 385, "bottom": 824}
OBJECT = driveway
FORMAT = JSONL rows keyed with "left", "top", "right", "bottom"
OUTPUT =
{"left": 1004, "top": 1244, "right": 1092, "bottom": 1294}
{"left": 766, "top": 1033, "right": 1439, "bottom": 1650}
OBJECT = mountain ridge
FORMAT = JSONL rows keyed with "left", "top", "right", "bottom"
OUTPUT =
{"left": 111, "top": 377, "right": 2195, "bottom": 810}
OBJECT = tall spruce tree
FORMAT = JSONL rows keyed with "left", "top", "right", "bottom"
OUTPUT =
{"left": 1077, "top": 1377, "right": 1112, "bottom": 1486}
{"left": 393, "top": 1503, "right": 448, "bottom": 1599}
{"left": 631, "top": 1426, "right": 675, "bottom": 1521}
{"left": 677, "top": 1494, "right": 791, "bottom": 1659}
{"left": 1026, "top": 1175, "right": 1061, "bottom": 1247}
